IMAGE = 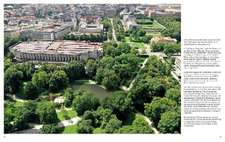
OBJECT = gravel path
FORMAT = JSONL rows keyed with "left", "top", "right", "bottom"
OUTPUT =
{"left": 14, "top": 116, "right": 81, "bottom": 134}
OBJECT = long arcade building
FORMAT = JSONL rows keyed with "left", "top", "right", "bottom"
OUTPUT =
{"left": 11, "top": 41, "right": 103, "bottom": 62}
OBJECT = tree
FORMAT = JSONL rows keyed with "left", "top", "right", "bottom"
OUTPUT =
{"left": 118, "top": 42, "right": 131, "bottom": 54}
{"left": 32, "top": 71, "right": 49, "bottom": 90}
{"left": 158, "top": 111, "right": 181, "bottom": 133}
{"left": 102, "top": 91, "right": 133, "bottom": 120}
{"left": 83, "top": 111, "right": 96, "bottom": 122}
{"left": 137, "top": 29, "right": 146, "bottom": 36}
{"left": 36, "top": 101, "right": 58, "bottom": 124}
{"left": 38, "top": 64, "right": 58, "bottom": 74}
{"left": 85, "top": 59, "right": 97, "bottom": 79}
{"left": 64, "top": 61, "right": 85, "bottom": 82}
{"left": 15, "top": 62, "right": 35, "bottom": 81}
{"left": 77, "top": 120, "right": 94, "bottom": 133}
{"left": 94, "top": 107, "right": 114, "bottom": 128}
{"left": 4, "top": 36, "right": 21, "bottom": 55}
{"left": 131, "top": 116, "right": 154, "bottom": 133}
{"left": 101, "top": 69, "right": 120, "bottom": 90}
{"left": 41, "top": 124, "right": 58, "bottom": 134}
{"left": 99, "top": 56, "right": 115, "bottom": 69}
{"left": 73, "top": 93, "right": 100, "bottom": 116}
{"left": 165, "top": 88, "right": 181, "bottom": 104}
{"left": 144, "top": 97, "right": 177, "bottom": 126}
{"left": 142, "top": 35, "right": 152, "bottom": 43}
{"left": 49, "top": 70, "right": 69, "bottom": 92}
{"left": 4, "top": 120, "right": 14, "bottom": 133}
{"left": 104, "top": 117, "right": 122, "bottom": 133}
{"left": 128, "top": 80, "right": 152, "bottom": 112}
{"left": 4, "top": 57, "right": 13, "bottom": 71}
{"left": 63, "top": 88, "right": 75, "bottom": 107}
{"left": 4, "top": 66, "right": 23, "bottom": 94}
{"left": 20, "top": 101, "right": 37, "bottom": 123}
{"left": 23, "top": 81, "right": 39, "bottom": 99}
{"left": 13, "top": 115, "right": 29, "bottom": 131}
{"left": 103, "top": 45, "right": 121, "bottom": 57}
{"left": 95, "top": 68, "right": 105, "bottom": 84}
{"left": 119, "top": 116, "right": 154, "bottom": 134}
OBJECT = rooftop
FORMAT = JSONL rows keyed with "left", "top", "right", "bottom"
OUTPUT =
{"left": 12, "top": 41, "right": 102, "bottom": 55}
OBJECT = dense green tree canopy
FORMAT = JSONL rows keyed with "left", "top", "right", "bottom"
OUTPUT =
{"left": 104, "top": 117, "right": 122, "bottom": 133}
{"left": 4, "top": 101, "right": 37, "bottom": 132}
{"left": 151, "top": 43, "right": 181, "bottom": 56}
{"left": 119, "top": 116, "right": 154, "bottom": 134}
{"left": 158, "top": 111, "right": 181, "bottom": 133}
{"left": 101, "top": 69, "right": 120, "bottom": 90}
{"left": 32, "top": 71, "right": 49, "bottom": 90}
{"left": 36, "top": 101, "right": 58, "bottom": 124}
{"left": 41, "top": 124, "right": 59, "bottom": 134}
{"left": 85, "top": 59, "right": 97, "bottom": 79}
{"left": 103, "top": 91, "right": 133, "bottom": 120}
{"left": 23, "top": 81, "right": 39, "bottom": 99}
{"left": 73, "top": 92, "right": 100, "bottom": 116}
{"left": 63, "top": 88, "right": 75, "bottom": 107}
{"left": 5, "top": 66, "right": 23, "bottom": 94}
{"left": 129, "top": 77, "right": 167, "bottom": 112}
{"left": 77, "top": 119, "right": 94, "bottom": 133}
{"left": 4, "top": 36, "right": 21, "bottom": 55}
{"left": 165, "top": 88, "right": 181, "bottom": 104}
{"left": 144, "top": 97, "right": 177, "bottom": 125}
{"left": 49, "top": 70, "right": 69, "bottom": 92}
{"left": 64, "top": 61, "right": 85, "bottom": 82}
{"left": 15, "top": 63, "right": 35, "bottom": 81}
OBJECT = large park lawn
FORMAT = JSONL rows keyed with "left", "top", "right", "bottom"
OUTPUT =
{"left": 140, "top": 20, "right": 165, "bottom": 30}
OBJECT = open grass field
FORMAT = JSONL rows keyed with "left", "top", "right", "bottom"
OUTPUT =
{"left": 124, "top": 37, "right": 145, "bottom": 48}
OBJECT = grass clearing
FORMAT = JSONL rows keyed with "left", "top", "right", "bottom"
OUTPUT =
{"left": 125, "top": 36, "right": 145, "bottom": 48}
{"left": 62, "top": 125, "right": 78, "bottom": 134}
{"left": 57, "top": 109, "right": 77, "bottom": 121}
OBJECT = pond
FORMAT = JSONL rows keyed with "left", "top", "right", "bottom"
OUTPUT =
{"left": 71, "top": 81, "right": 115, "bottom": 101}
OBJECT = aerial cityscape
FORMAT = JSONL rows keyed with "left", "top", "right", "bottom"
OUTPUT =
{"left": 4, "top": 4, "right": 181, "bottom": 134}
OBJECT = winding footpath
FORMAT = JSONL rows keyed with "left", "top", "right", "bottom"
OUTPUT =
{"left": 142, "top": 115, "right": 160, "bottom": 134}
{"left": 14, "top": 116, "right": 81, "bottom": 134}
{"left": 110, "top": 18, "right": 117, "bottom": 42}
{"left": 121, "top": 44, "right": 151, "bottom": 92}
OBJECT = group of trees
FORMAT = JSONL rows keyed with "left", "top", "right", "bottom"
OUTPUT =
{"left": 127, "top": 56, "right": 172, "bottom": 110}
{"left": 31, "top": 60, "right": 86, "bottom": 93}
{"left": 73, "top": 91, "right": 100, "bottom": 116}
{"left": 123, "top": 55, "right": 181, "bottom": 133}
{"left": 95, "top": 42, "right": 140, "bottom": 89}
{"left": 4, "top": 101, "right": 58, "bottom": 133}
{"left": 127, "top": 28, "right": 152, "bottom": 43}
{"left": 31, "top": 69, "right": 69, "bottom": 93}
{"left": 64, "top": 33, "right": 107, "bottom": 42}
{"left": 5, "top": 60, "right": 86, "bottom": 98}
{"left": 151, "top": 43, "right": 181, "bottom": 56}
{"left": 101, "top": 17, "right": 113, "bottom": 40}
{"left": 119, "top": 115, "right": 154, "bottom": 133}
{"left": 4, "top": 61, "right": 35, "bottom": 95}
{"left": 4, "top": 36, "right": 21, "bottom": 56}
{"left": 113, "top": 18, "right": 126, "bottom": 41}
{"left": 135, "top": 15, "right": 154, "bottom": 25}
{"left": 154, "top": 16, "right": 181, "bottom": 42}
{"left": 74, "top": 91, "right": 154, "bottom": 134}
{"left": 144, "top": 96, "right": 181, "bottom": 133}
